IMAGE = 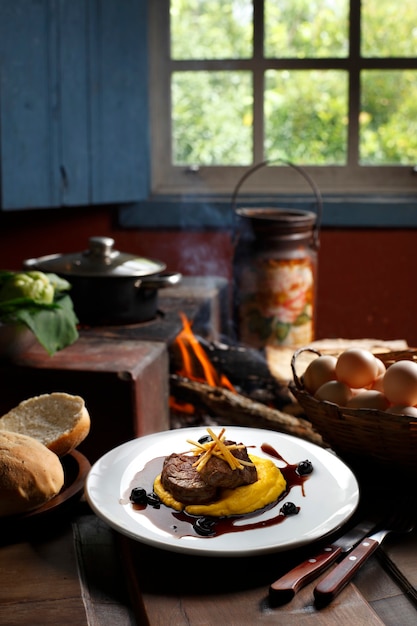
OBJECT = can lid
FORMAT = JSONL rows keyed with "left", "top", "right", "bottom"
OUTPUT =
{"left": 235, "top": 208, "right": 316, "bottom": 234}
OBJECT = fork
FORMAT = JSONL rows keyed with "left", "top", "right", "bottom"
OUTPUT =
{"left": 313, "top": 500, "right": 417, "bottom": 607}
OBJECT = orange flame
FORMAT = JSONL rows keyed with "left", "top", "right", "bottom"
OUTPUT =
{"left": 175, "top": 313, "right": 235, "bottom": 391}
{"left": 170, "top": 313, "right": 236, "bottom": 414}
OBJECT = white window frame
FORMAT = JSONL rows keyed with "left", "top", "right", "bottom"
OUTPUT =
{"left": 149, "top": 0, "right": 417, "bottom": 199}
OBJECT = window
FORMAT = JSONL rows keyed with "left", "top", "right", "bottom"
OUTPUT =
{"left": 149, "top": 0, "right": 417, "bottom": 198}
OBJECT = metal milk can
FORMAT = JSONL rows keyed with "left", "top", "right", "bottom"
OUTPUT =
{"left": 232, "top": 161, "right": 322, "bottom": 349}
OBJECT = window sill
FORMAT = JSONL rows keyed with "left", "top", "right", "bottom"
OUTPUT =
{"left": 118, "top": 194, "right": 417, "bottom": 229}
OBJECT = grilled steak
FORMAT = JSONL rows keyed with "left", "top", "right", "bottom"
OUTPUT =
{"left": 160, "top": 441, "right": 258, "bottom": 504}
{"left": 161, "top": 453, "right": 217, "bottom": 504}
{"left": 199, "top": 441, "right": 257, "bottom": 489}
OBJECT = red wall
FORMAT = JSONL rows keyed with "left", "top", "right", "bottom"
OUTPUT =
{"left": 1, "top": 205, "right": 417, "bottom": 346}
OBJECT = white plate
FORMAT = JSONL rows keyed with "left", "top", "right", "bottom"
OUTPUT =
{"left": 85, "top": 426, "right": 359, "bottom": 557}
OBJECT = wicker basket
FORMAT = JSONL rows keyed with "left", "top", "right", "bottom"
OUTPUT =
{"left": 289, "top": 347, "right": 417, "bottom": 473}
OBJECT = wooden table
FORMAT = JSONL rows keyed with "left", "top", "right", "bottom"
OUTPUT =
{"left": 1, "top": 493, "right": 417, "bottom": 626}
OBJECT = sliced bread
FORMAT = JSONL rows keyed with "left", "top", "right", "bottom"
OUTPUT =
{"left": 0, "top": 392, "right": 90, "bottom": 457}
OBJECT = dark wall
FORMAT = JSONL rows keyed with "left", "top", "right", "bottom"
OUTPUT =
{"left": 1, "top": 206, "right": 416, "bottom": 346}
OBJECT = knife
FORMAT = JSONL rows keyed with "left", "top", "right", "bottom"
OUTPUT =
{"left": 313, "top": 531, "right": 384, "bottom": 607}
{"left": 269, "top": 518, "right": 377, "bottom": 605}
{"left": 314, "top": 501, "right": 416, "bottom": 607}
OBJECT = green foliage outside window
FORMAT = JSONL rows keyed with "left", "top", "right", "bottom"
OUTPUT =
{"left": 170, "top": 0, "right": 417, "bottom": 167}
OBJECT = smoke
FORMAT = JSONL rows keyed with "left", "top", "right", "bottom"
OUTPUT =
{"left": 178, "top": 232, "right": 231, "bottom": 279}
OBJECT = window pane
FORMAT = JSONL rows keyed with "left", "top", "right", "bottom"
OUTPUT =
{"left": 360, "top": 70, "right": 417, "bottom": 165}
{"left": 362, "top": 0, "right": 417, "bottom": 57}
{"left": 170, "top": 0, "right": 253, "bottom": 60}
{"left": 265, "top": 0, "right": 349, "bottom": 58}
{"left": 172, "top": 71, "right": 253, "bottom": 165}
{"left": 265, "top": 70, "right": 348, "bottom": 164}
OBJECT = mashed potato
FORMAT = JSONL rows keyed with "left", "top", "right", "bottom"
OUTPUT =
{"left": 153, "top": 455, "right": 286, "bottom": 517}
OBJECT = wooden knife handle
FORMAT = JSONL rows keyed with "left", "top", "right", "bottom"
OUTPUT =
{"left": 313, "top": 537, "right": 380, "bottom": 606}
{"left": 269, "top": 544, "right": 342, "bottom": 605}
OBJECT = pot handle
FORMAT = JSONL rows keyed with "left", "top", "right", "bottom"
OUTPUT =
{"left": 138, "top": 272, "right": 182, "bottom": 290}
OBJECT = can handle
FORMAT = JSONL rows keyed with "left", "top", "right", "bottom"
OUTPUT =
{"left": 231, "top": 160, "right": 323, "bottom": 250}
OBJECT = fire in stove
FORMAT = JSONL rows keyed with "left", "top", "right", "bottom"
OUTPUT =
{"left": 169, "top": 314, "right": 323, "bottom": 446}
{"left": 173, "top": 313, "right": 235, "bottom": 392}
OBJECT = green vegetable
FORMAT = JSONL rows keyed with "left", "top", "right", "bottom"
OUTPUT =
{"left": 0, "top": 270, "right": 79, "bottom": 356}
{"left": 0, "top": 271, "right": 54, "bottom": 304}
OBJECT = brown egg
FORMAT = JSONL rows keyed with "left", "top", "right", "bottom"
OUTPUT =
{"left": 335, "top": 348, "right": 379, "bottom": 389}
{"left": 366, "top": 358, "right": 386, "bottom": 389}
{"left": 375, "top": 357, "right": 386, "bottom": 377}
{"left": 303, "top": 355, "right": 337, "bottom": 394}
{"left": 370, "top": 374, "right": 385, "bottom": 393}
{"left": 346, "top": 389, "right": 390, "bottom": 411}
{"left": 314, "top": 380, "right": 353, "bottom": 406}
{"left": 383, "top": 360, "right": 417, "bottom": 406}
{"left": 385, "top": 404, "right": 417, "bottom": 418}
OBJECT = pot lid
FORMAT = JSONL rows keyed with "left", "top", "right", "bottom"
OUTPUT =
{"left": 24, "top": 236, "right": 167, "bottom": 278}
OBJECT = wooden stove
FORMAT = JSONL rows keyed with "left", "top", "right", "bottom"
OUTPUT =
{"left": 0, "top": 277, "right": 229, "bottom": 462}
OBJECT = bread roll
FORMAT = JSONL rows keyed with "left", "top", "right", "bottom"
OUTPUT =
{"left": 0, "top": 431, "right": 64, "bottom": 516}
{"left": 0, "top": 392, "right": 90, "bottom": 457}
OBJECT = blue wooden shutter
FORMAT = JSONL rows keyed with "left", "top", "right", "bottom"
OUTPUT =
{"left": 0, "top": 1, "right": 60, "bottom": 208}
{"left": 87, "top": 0, "right": 149, "bottom": 204}
{"left": 0, "top": 0, "right": 149, "bottom": 210}
{"left": 58, "top": 0, "right": 90, "bottom": 206}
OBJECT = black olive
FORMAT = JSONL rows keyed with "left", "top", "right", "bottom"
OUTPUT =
{"left": 280, "top": 502, "right": 299, "bottom": 516}
{"left": 130, "top": 487, "right": 148, "bottom": 505}
{"left": 297, "top": 460, "right": 313, "bottom": 476}
{"left": 194, "top": 517, "right": 216, "bottom": 536}
{"left": 147, "top": 492, "right": 161, "bottom": 508}
{"left": 198, "top": 434, "right": 213, "bottom": 444}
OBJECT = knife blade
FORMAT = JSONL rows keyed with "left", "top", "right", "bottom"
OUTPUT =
{"left": 269, "top": 518, "right": 377, "bottom": 605}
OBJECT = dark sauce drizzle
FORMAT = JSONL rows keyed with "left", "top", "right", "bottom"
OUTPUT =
{"left": 124, "top": 443, "right": 313, "bottom": 539}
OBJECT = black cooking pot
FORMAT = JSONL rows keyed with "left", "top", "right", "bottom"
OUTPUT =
{"left": 23, "top": 236, "right": 182, "bottom": 325}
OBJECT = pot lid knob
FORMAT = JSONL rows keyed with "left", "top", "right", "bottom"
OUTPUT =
{"left": 85, "top": 236, "right": 117, "bottom": 265}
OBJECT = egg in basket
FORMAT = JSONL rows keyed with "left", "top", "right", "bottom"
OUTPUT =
{"left": 289, "top": 347, "right": 417, "bottom": 474}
